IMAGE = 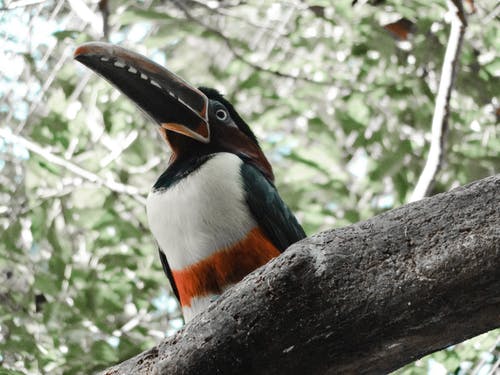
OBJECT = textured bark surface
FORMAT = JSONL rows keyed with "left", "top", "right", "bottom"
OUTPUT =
{"left": 101, "top": 175, "right": 500, "bottom": 375}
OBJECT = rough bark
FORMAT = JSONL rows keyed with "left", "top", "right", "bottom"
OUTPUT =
{"left": 101, "top": 175, "right": 500, "bottom": 375}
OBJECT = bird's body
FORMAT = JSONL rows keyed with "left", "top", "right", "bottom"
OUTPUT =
{"left": 147, "top": 153, "right": 281, "bottom": 320}
{"left": 74, "top": 43, "right": 305, "bottom": 322}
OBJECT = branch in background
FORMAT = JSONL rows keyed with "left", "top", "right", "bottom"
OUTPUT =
{"left": 100, "top": 174, "right": 500, "bottom": 375}
{"left": 98, "top": 0, "right": 110, "bottom": 41}
{"left": 67, "top": 0, "right": 102, "bottom": 37}
{"left": 99, "top": 130, "right": 139, "bottom": 168}
{"left": 483, "top": 3, "right": 500, "bottom": 24}
{"left": 0, "top": 128, "right": 147, "bottom": 205}
{"left": 171, "top": 0, "right": 331, "bottom": 86}
{"left": 409, "top": 0, "right": 467, "bottom": 202}
{"left": 0, "top": 0, "right": 47, "bottom": 11}
{"left": 188, "top": 0, "right": 281, "bottom": 33}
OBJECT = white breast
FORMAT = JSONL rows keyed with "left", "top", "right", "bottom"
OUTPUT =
{"left": 146, "top": 153, "right": 256, "bottom": 271}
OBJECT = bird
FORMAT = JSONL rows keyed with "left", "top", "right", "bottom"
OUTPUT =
{"left": 74, "top": 42, "right": 306, "bottom": 322}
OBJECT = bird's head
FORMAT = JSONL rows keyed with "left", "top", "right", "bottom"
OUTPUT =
{"left": 74, "top": 42, "right": 273, "bottom": 181}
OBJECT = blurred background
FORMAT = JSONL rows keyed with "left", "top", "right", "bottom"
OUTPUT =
{"left": 0, "top": 0, "right": 498, "bottom": 374}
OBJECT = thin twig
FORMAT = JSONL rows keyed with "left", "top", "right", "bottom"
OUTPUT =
{"left": 188, "top": 0, "right": 281, "bottom": 33}
{"left": 409, "top": 0, "right": 467, "bottom": 202}
{"left": 170, "top": 0, "right": 331, "bottom": 86}
{"left": 483, "top": 3, "right": 500, "bottom": 24}
{"left": 0, "top": 128, "right": 147, "bottom": 205}
{"left": 485, "top": 358, "right": 500, "bottom": 375}
{"left": 67, "top": 0, "right": 102, "bottom": 36}
{"left": 0, "top": 0, "right": 47, "bottom": 11}
{"left": 99, "top": 130, "right": 139, "bottom": 168}
{"left": 98, "top": 0, "right": 110, "bottom": 41}
{"left": 470, "top": 335, "right": 500, "bottom": 375}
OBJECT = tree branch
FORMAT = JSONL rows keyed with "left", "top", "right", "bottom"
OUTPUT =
{"left": 0, "top": 0, "right": 47, "bottom": 11}
{"left": 100, "top": 174, "right": 500, "bottom": 375}
{"left": 170, "top": 0, "right": 331, "bottom": 86}
{"left": 0, "top": 128, "right": 147, "bottom": 204}
{"left": 410, "top": 0, "right": 467, "bottom": 202}
{"left": 98, "top": 0, "right": 110, "bottom": 41}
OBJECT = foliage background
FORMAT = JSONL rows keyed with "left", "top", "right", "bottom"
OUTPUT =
{"left": 0, "top": 0, "right": 498, "bottom": 374}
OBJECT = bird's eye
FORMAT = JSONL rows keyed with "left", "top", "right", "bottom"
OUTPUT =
{"left": 215, "top": 109, "right": 228, "bottom": 121}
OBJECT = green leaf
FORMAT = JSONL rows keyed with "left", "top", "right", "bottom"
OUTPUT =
{"left": 119, "top": 8, "right": 173, "bottom": 24}
{"left": 52, "top": 30, "right": 79, "bottom": 40}
{"left": 346, "top": 94, "right": 370, "bottom": 124}
{"left": 35, "top": 273, "right": 58, "bottom": 295}
{"left": 484, "top": 58, "right": 500, "bottom": 77}
{"left": 90, "top": 340, "right": 119, "bottom": 363}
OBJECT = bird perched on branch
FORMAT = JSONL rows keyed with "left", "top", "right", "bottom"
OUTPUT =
{"left": 74, "top": 42, "right": 305, "bottom": 322}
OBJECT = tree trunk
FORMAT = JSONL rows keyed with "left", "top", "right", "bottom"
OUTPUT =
{"left": 101, "top": 175, "right": 500, "bottom": 375}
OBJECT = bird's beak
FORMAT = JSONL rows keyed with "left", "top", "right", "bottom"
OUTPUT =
{"left": 74, "top": 42, "right": 210, "bottom": 143}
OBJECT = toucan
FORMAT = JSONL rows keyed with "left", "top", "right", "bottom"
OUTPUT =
{"left": 74, "top": 42, "right": 306, "bottom": 322}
